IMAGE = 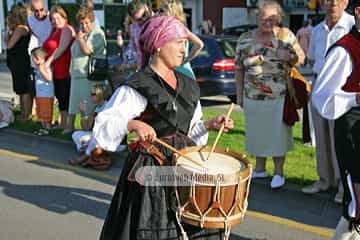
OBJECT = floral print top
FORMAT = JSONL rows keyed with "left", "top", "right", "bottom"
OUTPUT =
{"left": 235, "top": 28, "right": 303, "bottom": 100}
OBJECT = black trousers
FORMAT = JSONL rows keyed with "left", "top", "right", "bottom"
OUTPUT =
{"left": 334, "top": 107, "right": 360, "bottom": 221}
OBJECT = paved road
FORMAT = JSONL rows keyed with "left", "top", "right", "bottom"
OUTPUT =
{"left": 0, "top": 129, "right": 341, "bottom": 240}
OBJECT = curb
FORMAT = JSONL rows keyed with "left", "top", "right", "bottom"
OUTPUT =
{"left": 2, "top": 127, "right": 73, "bottom": 147}
{"left": 1, "top": 127, "right": 335, "bottom": 199}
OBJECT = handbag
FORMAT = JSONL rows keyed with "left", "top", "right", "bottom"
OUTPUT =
{"left": 87, "top": 55, "right": 109, "bottom": 81}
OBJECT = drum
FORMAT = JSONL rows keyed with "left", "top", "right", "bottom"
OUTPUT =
{"left": 173, "top": 145, "right": 252, "bottom": 230}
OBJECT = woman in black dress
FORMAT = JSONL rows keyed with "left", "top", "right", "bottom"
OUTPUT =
{"left": 87, "top": 16, "right": 234, "bottom": 239}
{"left": 6, "top": 3, "right": 33, "bottom": 121}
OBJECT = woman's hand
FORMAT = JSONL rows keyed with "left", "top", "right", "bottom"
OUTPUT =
{"left": 79, "top": 100, "right": 86, "bottom": 115}
{"left": 77, "top": 30, "right": 86, "bottom": 41}
{"left": 128, "top": 120, "right": 157, "bottom": 142}
{"left": 276, "top": 47, "right": 291, "bottom": 61}
{"left": 205, "top": 115, "right": 234, "bottom": 132}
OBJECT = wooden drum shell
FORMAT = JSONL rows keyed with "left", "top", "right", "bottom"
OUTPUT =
{"left": 173, "top": 146, "right": 252, "bottom": 229}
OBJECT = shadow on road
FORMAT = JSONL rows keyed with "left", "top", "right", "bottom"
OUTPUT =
{"left": 0, "top": 179, "right": 111, "bottom": 219}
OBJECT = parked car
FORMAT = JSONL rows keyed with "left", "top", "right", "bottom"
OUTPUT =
{"left": 190, "top": 35, "right": 238, "bottom": 102}
{"left": 221, "top": 24, "right": 257, "bottom": 37}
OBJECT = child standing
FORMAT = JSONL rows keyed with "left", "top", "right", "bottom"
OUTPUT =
{"left": 31, "top": 47, "right": 54, "bottom": 135}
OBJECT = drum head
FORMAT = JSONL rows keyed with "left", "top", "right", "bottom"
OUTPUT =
{"left": 177, "top": 151, "right": 245, "bottom": 174}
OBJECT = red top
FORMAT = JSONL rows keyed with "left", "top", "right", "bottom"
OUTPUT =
{"left": 43, "top": 24, "right": 75, "bottom": 80}
{"left": 334, "top": 29, "right": 360, "bottom": 93}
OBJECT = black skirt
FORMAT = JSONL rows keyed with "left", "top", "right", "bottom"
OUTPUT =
{"left": 100, "top": 134, "right": 224, "bottom": 240}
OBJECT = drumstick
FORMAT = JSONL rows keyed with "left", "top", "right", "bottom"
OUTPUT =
{"left": 154, "top": 138, "right": 205, "bottom": 168}
{"left": 206, "top": 103, "right": 235, "bottom": 161}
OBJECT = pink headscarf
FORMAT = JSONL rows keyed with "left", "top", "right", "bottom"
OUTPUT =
{"left": 139, "top": 16, "right": 188, "bottom": 68}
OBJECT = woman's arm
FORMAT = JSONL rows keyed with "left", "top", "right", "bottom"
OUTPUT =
{"left": 185, "top": 29, "right": 204, "bottom": 62}
{"left": 46, "top": 26, "right": 74, "bottom": 64}
{"left": 80, "top": 112, "right": 95, "bottom": 130}
{"left": 86, "top": 86, "right": 148, "bottom": 154}
{"left": 6, "top": 25, "right": 28, "bottom": 49}
{"left": 188, "top": 101, "right": 234, "bottom": 146}
{"left": 77, "top": 30, "right": 92, "bottom": 56}
{"left": 38, "top": 64, "right": 53, "bottom": 81}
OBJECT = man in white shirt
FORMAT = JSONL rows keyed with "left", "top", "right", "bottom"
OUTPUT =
{"left": 302, "top": 0, "right": 354, "bottom": 205}
{"left": 28, "top": 0, "right": 52, "bottom": 50}
{"left": 312, "top": 3, "right": 360, "bottom": 239}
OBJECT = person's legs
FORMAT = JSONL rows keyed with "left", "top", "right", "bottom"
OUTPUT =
{"left": 329, "top": 120, "right": 344, "bottom": 203}
{"left": 302, "top": 104, "right": 333, "bottom": 193}
{"left": 273, "top": 156, "right": 285, "bottom": 176}
{"left": 271, "top": 156, "right": 286, "bottom": 188}
{"left": 20, "top": 93, "right": 32, "bottom": 121}
{"left": 63, "top": 113, "right": 75, "bottom": 133}
{"left": 254, "top": 157, "right": 266, "bottom": 172}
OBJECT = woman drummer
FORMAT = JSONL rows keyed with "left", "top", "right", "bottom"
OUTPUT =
{"left": 88, "top": 16, "right": 234, "bottom": 239}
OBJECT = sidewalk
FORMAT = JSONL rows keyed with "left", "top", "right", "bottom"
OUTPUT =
{"left": 0, "top": 127, "right": 341, "bottom": 239}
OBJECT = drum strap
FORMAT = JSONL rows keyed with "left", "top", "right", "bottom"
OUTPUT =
{"left": 139, "top": 141, "right": 166, "bottom": 166}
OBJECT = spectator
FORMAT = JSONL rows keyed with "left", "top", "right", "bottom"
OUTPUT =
{"left": 301, "top": 0, "right": 354, "bottom": 204}
{"left": 94, "top": 15, "right": 233, "bottom": 239}
{"left": 159, "top": 0, "right": 204, "bottom": 80}
{"left": 235, "top": 0, "right": 304, "bottom": 189}
{"left": 296, "top": 19, "right": 311, "bottom": 66}
{"left": 28, "top": 0, "right": 52, "bottom": 120}
{"left": 43, "top": 5, "right": 75, "bottom": 133}
{"left": 31, "top": 47, "right": 54, "bottom": 136}
{"left": 68, "top": 7, "right": 106, "bottom": 132}
{"left": 28, "top": 0, "right": 52, "bottom": 49}
{"left": 311, "top": 2, "right": 360, "bottom": 238}
{"left": 5, "top": 3, "right": 33, "bottom": 122}
{"left": 81, "top": 0, "right": 101, "bottom": 28}
{"left": 119, "top": 0, "right": 154, "bottom": 70}
{"left": 69, "top": 84, "right": 110, "bottom": 156}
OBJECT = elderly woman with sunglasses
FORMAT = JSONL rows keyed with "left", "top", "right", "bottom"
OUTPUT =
{"left": 235, "top": 0, "right": 304, "bottom": 189}
{"left": 88, "top": 16, "right": 233, "bottom": 239}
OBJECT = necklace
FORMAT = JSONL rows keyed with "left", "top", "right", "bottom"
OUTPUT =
{"left": 158, "top": 76, "right": 179, "bottom": 113}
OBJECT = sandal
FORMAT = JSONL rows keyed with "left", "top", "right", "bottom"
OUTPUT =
{"left": 69, "top": 155, "right": 88, "bottom": 166}
{"left": 34, "top": 128, "right": 50, "bottom": 136}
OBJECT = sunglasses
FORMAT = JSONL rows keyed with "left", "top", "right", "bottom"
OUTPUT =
{"left": 90, "top": 92, "right": 97, "bottom": 96}
{"left": 33, "top": 8, "right": 45, "bottom": 13}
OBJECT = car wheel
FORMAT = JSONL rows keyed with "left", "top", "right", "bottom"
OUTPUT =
{"left": 228, "top": 95, "right": 237, "bottom": 103}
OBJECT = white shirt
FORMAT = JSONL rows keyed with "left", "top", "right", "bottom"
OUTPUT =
{"left": 86, "top": 86, "right": 208, "bottom": 155}
{"left": 307, "top": 12, "right": 354, "bottom": 75}
{"left": 311, "top": 46, "right": 358, "bottom": 120}
{"left": 27, "top": 14, "right": 52, "bottom": 47}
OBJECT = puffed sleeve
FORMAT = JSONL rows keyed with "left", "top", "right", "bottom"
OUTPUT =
{"left": 86, "top": 85, "right": 147, "bottom": 154}
{"left": 188, "top": 101, "right": 208, "bottom": 146}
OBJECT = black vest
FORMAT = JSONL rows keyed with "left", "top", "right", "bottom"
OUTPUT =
{"left": 124, "top": 67, "right": 200, "bottom": 137}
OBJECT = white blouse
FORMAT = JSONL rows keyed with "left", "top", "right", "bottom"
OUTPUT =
{"left": 86, "top": 85, "right": 208, "bottom": 155}
{"left": 311, "top": 46, "right": 358, "bottom": 120}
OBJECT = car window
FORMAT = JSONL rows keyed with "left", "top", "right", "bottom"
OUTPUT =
{"left": 197, "top": 44, "right": 211, "bottom": 58}
{"left": 217, "top": 39, "right": 237, "bottom": 58}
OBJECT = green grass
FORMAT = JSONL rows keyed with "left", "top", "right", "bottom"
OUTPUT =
{"left": 9, "top": 108, "right": 317, "bottom": 185}
{"left": 203, "top": 109, "right": 317, "bottom": 186}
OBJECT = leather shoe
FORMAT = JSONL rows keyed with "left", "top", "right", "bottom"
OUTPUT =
{"left": 271, "top": 175, "right": 285, "bottom": 189}
{"left": 301, "top": 183, "right": 325, "bottom": 194}
{"left": 334, "top": 191, "right": 343, "bottom": 204}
